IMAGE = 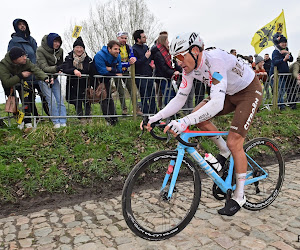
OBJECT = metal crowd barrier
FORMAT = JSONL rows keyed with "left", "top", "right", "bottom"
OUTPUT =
{"left": 264, "top": 73, "right": 300, "bottom": 109}
{"left": 1, "top": 72, "right": 299, "bottom": 128}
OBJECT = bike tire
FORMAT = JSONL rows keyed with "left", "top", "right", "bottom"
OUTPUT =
{"left": 122, "top": 150, "right": 201, "bottom": 241}
{"left": 243, "top": 137, "right": 285, "bottom": 211}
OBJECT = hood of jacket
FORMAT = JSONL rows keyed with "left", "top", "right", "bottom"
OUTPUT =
{"left": 41, "top": 34, "right": 63, "bottom": 53}
{"left": 99, "top": 46, "right": 120, "bottom": 64}
{"left": 12, "top": 18, "right": 30, "bottom": 40}
{"left": 45, "top": 33, "right": 62, "bottom": 49}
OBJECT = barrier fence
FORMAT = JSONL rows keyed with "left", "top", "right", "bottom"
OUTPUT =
{"left": 0, "top": 70, "right": 299, "bottom": 128}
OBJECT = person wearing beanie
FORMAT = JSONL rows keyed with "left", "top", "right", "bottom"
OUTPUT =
{"left": 0, "top": 47, "right": 51, "bottom": 132}
{"left": 62, "top": 37, "right": 93, "bottom": 121}
{"left": 73, "top": 36, "right": 85, "bottom": 49}
{"left": 36, "top": 33, "right": 67, "bottom": 128}
{"left": 254, "top": 54, "right": 268, "bottom": 98}
{"left": 269, "top": 33, "right": 293, "bottom": 110}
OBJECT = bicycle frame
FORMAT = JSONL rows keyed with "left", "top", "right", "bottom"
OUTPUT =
{"left": 161, "top": 129, "right": 269, "bottom": 200}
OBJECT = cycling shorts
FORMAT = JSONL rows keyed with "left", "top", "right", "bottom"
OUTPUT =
{"left": 217, "top": 76, "right": 262, "bottom": 137}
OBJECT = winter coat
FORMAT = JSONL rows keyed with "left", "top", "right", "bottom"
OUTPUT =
{"left": 93, "top": 46, "right": 122, "bottom": 75}
{"left": 264, "top": 58, "right": 272, "bottom": 76}
{"left": 36, "top": 34, "right": 63, "bottom": 75}
{"left": 132, "top": 43, "right": 153, "bottom": 76}
{"left": 0, "top": 51, "right": 48, "bottom": 89}
{"left": 289, "top": 57, "right": 300, "bottom": 79}
{"left": 269, "top": 48, "right": 293, "bottom": 76}
{"left": 8, "top": 19, "right": 38, "bottom": 64}
{"left": 62, "top": 51, "right": 93, "bottom": 104}
{"left": 151, "top": 45, "right": 182, "bottom": 79}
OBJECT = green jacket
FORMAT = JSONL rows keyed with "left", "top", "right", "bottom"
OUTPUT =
{"left": 36, "top": 35, "right": 63, "bottom": 73}
{"left": 0, "top": 52, "right": 48, "bottom": 89}
{"left": 289, "top": 57, "right": 300, "bottom": 79}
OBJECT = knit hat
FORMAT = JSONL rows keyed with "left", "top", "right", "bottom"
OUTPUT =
{"left": 9, "top": 47, "right": 26, "bottom": 60}
{"left": 254, "top": 54, "right": 264, "bottom": 65}
{"left": 278, "top": 35, "right": 287, "bottom": 43}
{"left": 73, "top": 36, "right": 85, "bottom": 49}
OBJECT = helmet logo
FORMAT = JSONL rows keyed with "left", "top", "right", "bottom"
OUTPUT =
{"left": 189, "top": 32, "right": 197, "bottom": 46}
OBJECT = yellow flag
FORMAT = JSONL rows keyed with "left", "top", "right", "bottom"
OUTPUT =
{"left": 251, "top": 10, "right": 287, "bottom": 54}
{"left": 72, "top": 25, "right": 82, "bottom": 38}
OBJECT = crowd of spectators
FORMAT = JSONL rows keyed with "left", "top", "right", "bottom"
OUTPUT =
{"left": 0, "top": 18, "right": 299, "bottom": 131}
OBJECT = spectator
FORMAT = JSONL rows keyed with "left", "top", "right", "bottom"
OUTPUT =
{"left": 36, "top": 33, "right": 67, "bottom": 128}
{"left": 248, "top": 55, "right": 256, "bottom": 70}
{"left": 269, "top": 34, "right": 293, "bottom": 110}
{"left": 254, "top": 54, "right": 268, "bottom": 81}
{"left": 152, "top": 31, "right": 168, "bottom": 110}
{"left": 116, "top": 31, "right": 142, "bottom": 115}
{"left": 288, "top": 51, "right": 300, "bottom": 109}
{"left": 264, "top": 53, "right": 272, "bottom": 76}
{"left": 94, "top": 40, "right": 122, "bottom": 126}
{"left": 0, "top": 47, "right": 51, "bottom": 132}
{"left": 151, "top": 35, "right": 181, "bottom": 106}
{"left": 230, "top": 49, "right": 237, "bottom": 56}
{"left": 7, "top": 18, "right": 49, "bottom": 118}
{"left": 62, "top": 37, "right": 92, "bottom": 121}
{"left": 132, "top": 29, "right": 157, "bottom": 114}
{"left": 254, "top": 54, "right": 269, "bottom": 98}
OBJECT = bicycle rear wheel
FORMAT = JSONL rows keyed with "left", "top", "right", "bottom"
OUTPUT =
{"left": 243, "top": 137, "right": 285, "bottom": 211}
{"left": 122, "top": 150, "right": 201, "bottom": 241}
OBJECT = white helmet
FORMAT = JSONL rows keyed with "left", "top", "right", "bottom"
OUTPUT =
{"left": 170, "top": 32, "right": 204, "bottom": 56}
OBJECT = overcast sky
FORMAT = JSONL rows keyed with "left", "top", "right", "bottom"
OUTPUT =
{"left": 0, "top": 0, "right": 300, "bottom": 103}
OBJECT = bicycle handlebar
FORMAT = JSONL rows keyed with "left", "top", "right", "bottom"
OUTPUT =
{"left": 143, "top": 117, "right": 198, "bottom": 147}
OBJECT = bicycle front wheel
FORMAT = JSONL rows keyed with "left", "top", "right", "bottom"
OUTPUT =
{"left": 122, "top": 150, "right": 201, "bottom": 241}
{"left": 243, "top": 137, "right": 285, "bottom": 211}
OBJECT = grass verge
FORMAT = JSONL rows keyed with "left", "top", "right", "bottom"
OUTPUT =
{"left": 0, "top": 107, "right": 299, "bottom": 202}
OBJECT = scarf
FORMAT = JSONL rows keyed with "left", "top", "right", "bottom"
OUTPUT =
{"left": 157, "top": 44, "right": 173, "bottom": 69}
{"left": 73, "top": 52, "right": 86, "bottom": 70}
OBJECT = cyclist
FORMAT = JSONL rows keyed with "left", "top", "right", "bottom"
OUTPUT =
{"left": 142, "top": 32, "right": 262, "bottom": 216}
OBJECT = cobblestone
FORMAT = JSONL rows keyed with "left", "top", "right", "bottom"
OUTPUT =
{"left": 0, "top": 159, "right": 298, "bottom": 249}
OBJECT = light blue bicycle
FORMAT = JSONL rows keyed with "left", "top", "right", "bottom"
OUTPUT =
{"left": 122, "top": 123, "right": 285, "bottom": 241}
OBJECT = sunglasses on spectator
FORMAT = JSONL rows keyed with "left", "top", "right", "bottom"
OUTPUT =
{"left": 174, "top": 50, "right": 189, "bottom": 62}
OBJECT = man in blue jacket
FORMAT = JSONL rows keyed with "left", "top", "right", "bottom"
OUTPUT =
{"left": 94, "top": 40, "right": 122, "bottom": 125}
{"left": 269, "top": 34, "right": 293, "bottom": 110}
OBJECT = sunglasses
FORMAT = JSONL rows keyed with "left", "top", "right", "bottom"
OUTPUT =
{"left": 174, "top": 50, "right": 189, "bottom": 62}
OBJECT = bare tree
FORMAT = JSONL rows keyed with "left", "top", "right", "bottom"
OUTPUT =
{"left": 63, "top": 0, "right": 162, "bottom": 56}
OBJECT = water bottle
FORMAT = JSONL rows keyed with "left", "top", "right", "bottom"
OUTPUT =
{"left": 204, "top": 153, "right": 222, "bottom": 172}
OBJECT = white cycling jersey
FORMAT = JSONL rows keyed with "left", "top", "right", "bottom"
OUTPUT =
{"left": 151, "top": 48, "right": 255, "bottom": 125}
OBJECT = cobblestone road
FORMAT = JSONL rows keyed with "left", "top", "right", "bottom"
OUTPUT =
{"left": 0, "top": 159, "right": 299, "bottom": 250}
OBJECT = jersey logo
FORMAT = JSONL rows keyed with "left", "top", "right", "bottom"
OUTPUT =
{"left": 180, "top": 77, "right": 188, "bottom": 88}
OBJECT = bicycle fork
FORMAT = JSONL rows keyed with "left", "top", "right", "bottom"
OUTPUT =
{"left": 160, "top": 149, "right": 185, "bottom": 200}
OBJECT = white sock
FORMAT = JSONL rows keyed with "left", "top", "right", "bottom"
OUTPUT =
{"left": 233, "top": 173, "right": 246, "bottom": 201}
{"left": 210, "top": 136, "right": 231, "bottom": 158}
